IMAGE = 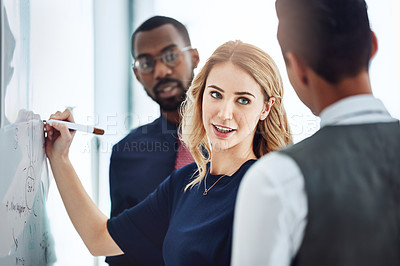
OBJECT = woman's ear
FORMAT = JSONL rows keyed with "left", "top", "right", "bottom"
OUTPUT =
{"left": 260, "top": 97, "right": 275, "bottom": 120}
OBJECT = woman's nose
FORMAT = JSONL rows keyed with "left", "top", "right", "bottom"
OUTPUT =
{"left": 217, "top": 101, "right": 233, "bottom": 120}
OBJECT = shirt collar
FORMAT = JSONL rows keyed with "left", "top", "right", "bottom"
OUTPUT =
{"left": 319, "top": 94, "right": 394, "bottom": 127}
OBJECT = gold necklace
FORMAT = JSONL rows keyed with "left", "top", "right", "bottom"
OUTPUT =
{"left": 203, "top": 174, "right": 226, "bottom": 196}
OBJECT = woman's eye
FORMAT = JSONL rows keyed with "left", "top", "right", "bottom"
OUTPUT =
{"left": 211, "top": 91, "right": 222, "bottom": 99}
{"left": 237, "top": 97, "right": 250, "bottom": 105}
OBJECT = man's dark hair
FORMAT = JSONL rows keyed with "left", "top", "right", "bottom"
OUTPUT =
{"left": 131, "top": 16, "right": 191, "bottom": 57}
{"left": 276, "top": 0, "right": 372, "bottom": 84}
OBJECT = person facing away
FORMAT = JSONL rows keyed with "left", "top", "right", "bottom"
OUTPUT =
{"left": 107, "top": 16, "right": 199, "bottom": 265}
{"left": 232, "top": 0, "right": 400, "bottom": 265}
{"left": 44, "top": 40, "right": 292, "bottom": 266}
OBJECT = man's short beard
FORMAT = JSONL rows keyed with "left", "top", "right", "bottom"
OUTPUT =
{"left": 151, "top": 72, "right": 194, "bottom": 113}
{"left": 156, "top": 90, "right": 186, "bottom": 112}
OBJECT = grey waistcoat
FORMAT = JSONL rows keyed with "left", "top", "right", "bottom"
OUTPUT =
{"left": 280, "top": 122, "right": 400, "bottom": 266}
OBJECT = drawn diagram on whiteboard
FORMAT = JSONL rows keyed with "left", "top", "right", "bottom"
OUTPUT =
{"left": 0, "top": 111, "right": 56, "bottom": 265}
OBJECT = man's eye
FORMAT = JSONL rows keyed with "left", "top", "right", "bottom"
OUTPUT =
{"left": 237, "top": 97, "right": 250, "bottom": 105}
{"left": 211, "top": 91, "right": 222, "bottom": 99}
{"left": 140, "top": 58, "right": 153, "bottom": 69}
{"left": 164, "top": 51, "right": 179, "bottom": 64}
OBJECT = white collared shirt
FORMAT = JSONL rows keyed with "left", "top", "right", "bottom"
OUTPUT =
{"left": 231, "top": 95, "right": 397, "bottom": 266}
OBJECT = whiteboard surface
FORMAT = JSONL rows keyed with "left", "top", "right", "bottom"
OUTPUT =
{"left": 1, "top": 0, "right": 56, "bottom": 264}
{"left": 0, "top": 115, "right": 55, "bottom": 265}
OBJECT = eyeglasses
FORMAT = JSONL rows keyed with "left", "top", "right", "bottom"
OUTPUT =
{"left": 133, "top": 46, "right": 193, "bottom": 74}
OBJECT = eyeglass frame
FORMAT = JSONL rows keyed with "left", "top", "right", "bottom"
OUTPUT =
{"left": 132, "top": 46, "right": 193, "bottom": 74}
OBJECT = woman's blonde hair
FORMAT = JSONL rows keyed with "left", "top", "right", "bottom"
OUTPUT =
{"left": 181, "top": 40, "right": 292, "bottom": 190}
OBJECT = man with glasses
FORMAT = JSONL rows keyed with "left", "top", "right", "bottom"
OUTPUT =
{"left": 106, "top": 16, "right": 199, "bottom": 266}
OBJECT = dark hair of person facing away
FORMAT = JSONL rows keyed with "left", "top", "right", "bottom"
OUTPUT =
{"left": 276, "top": 0, "right": 372, "bottom": 84}
{"left": 131, "top": 15, "right": 191, "bottom": 57}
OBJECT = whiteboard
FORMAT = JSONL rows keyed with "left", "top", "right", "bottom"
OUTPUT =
{"left": 0, "top": 0, "right": 56, "bottom": 264}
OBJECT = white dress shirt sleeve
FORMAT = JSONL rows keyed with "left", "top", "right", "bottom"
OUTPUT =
{"left": 232, "top": 152, "right": 308, "bottom": 266}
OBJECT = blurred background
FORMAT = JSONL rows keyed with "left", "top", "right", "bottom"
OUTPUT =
{"left": 2, "top": 0, "right": 399, "bottom": 265}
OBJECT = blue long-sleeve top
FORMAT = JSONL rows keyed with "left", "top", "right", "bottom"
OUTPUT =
{"left": 107, "top": 160, "right": 256, "bottom": 266}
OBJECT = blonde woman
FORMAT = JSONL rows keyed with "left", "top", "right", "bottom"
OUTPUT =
{"left": 45, "top": 40, "right": 292, "bottom": 266}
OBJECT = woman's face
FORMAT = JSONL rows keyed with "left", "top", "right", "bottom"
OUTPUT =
{"left": 202, "top": 62, "right": 269, "bottom": 154}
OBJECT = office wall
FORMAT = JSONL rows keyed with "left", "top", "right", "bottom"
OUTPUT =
{"left": 130, "top": 0, "right": 400, "bottom": 143}
{"left": 30, "top": 0, "right": 95, "bottom": 265}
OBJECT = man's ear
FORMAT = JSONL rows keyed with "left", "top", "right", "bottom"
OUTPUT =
{"left": 286, "top": 52, "right": 309, "bottom": 87}
{"left": 370, "top": 31, "right": 378, "bottom": 60}
{"left": 133, "top": 66, "right": 143, "bottom": 83}
{"left": 191, "top": 48, "right": 200, "bottom": 69}
{"left": 260, "top": 97, "right": 276, "bottom": 120}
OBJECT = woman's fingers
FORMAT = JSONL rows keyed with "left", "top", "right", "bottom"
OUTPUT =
{"left": 45, "top": 109, "right": 76, "bottom": 159}
{"left": 47, "top": 108, "right": 76, "bottom": 139}
{"left": 49, "top": 108, "right": 75, "bottom": 123}
{"left": 51, "top": 121, "right": 72, "bottom": 142}
{"left": 49, "top": 111, "right": 62, "bottom": 120}
{"left": 46, "top": 124, "right": 54, "bottom": 141}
